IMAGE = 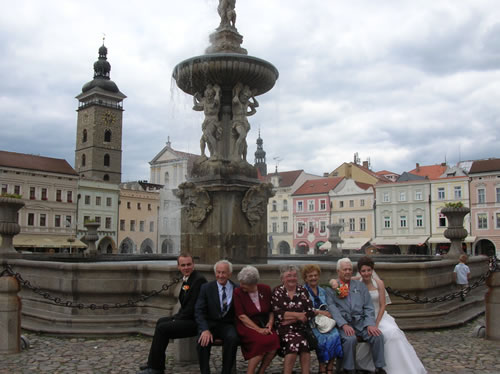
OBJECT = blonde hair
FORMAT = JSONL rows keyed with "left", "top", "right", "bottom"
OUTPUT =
{"left": 301, "top": 264, "right": 321, "bottom": 281}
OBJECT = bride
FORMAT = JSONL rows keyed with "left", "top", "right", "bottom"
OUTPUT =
{"left": 331, "top": 256, "right": 427, "bottom": 374}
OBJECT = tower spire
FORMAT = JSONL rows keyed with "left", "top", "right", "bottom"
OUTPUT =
{"left": 254, "top": 129, "right": 267, "bottom": 176}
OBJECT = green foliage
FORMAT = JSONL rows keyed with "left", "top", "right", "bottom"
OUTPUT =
{"left": 444, "top": 202, "right": 464, "bottom": 208}
{"left": 84, "top": 219, "right": 96, "bottom": 224}
{"left": 0, "top": 193, "right": 22, "bottom": 199}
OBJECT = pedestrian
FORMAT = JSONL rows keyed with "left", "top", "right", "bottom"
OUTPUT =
{"left": 453, "top": 254, "right": 470, "bottom": 301}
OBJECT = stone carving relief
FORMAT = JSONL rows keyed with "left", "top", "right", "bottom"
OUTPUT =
{"left": 232, "top": 82, "right": 258, "bottom": 161}
{"left": 176, "top": 182, "right": 213, "bottom": 228}
{"left": 193, "top": 84, "right": 222, "bottom": 160}
{"left": 218, "top": 0, "right": 236, "bottom": 28}
{"left": 242, "top": 183, "right": 274, "bottom": 226}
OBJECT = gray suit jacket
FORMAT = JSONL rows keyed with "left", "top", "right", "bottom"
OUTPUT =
{"left": 326, "top": 279, "right": 376, "bottom": 331}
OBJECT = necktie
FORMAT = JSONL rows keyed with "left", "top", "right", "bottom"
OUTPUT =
{"left": 222, "top": 286, "right": 227, "bottom": 314}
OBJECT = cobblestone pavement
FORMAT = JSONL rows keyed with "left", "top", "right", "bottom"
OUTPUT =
{"left": 1, "top": 317, "right": 499, "bottom": 374}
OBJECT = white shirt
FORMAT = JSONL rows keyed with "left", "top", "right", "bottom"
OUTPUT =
{"left": 454, "top": 263, "right": 470, "bottom": 285}
{"left": 217, "top": 281, "right": 233, "bottom": 311}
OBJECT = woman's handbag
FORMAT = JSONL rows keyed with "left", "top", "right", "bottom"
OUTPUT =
{"left": 314, "top": 314, "right": 336, "bottom": 334}
{"left": 303, "top": 324, "right": 318, "bottom": 350}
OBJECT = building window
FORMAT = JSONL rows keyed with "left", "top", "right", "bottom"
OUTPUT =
{"left": 477, "top": 213, "right": 488, "bottom": 229}
{"left": 140, "top": 221, "right": 145, "bottom": 232}
{"left": 148, "top": 203, "right": 152, "bottom": 211}
{"left": 297, "top": 201, "right": 303, "bottom": 212}
{"left": 130, "top": 220, "right": 136, "bottom": 231}
{"left": 339, "top": 218, "right": 345, "bottom": 227}
{"left": 41, "top": 188, "right": 47, "bottom": 200}
{"left": 477, "top": 188, "right": 485, "bottom": 204}
{"left": 400, "top": 215, "right": 407, "bottom": 228}
{"left": 84, "top": 216, "right": 90, "bottom": 223}
{"left": 496, "top": 213, "right": 500, "bottom": 229}
{"left": 454, "top": 186, "right": 462, "bottom": 199}
{"left": 149, "top": 221, "right": 154, "bottom": 232}
{"left": 66, "top": 216, "right": 72, "bottom": 226}
{"left": 103, "top": 174, "right": 109, "bottom": 181}
{"left": 81, "top": 154, "right": 86, "bottom": 167}
{"left": 383, "top": 192, "right": 390, "bottom": 202}
{"left": 320, "top": 221, "right": 326, "bottom": 233}
{"left": 95, "top": 216, "right": 101, "bottom": 225}
{"left": 349, "top": 200, "right": 354, "bottom": 208}
{"left": 399, "top": 192, "right": 406, "bottom": 201}
{"left": 105, "top": 217, "right": 112, "bottom": 229}
{"left": 308, "top": 221, "right": 315, "bottom": 233}
{"left": 137, "top": 203, "right": 141, "bottom": 210}
{"left": 415, "top": 190, "right": 423, "bottom": 200}
{"left": 320, "top": 200, "right": 326, "bottom": 210}
{"left": 438, "top": 213, "right": 447, "bottom": 227}
{"left": 272, "top": 200, "right": 277, "bottom": 211}
{"left": 96, "top": 196, "right": 101, "bottom": 206}
{"left": 40, "top": 214, "right": 46, "bottom": 227}
{"left": 84, "top": 195, "right": 90, "bottom": 205}
{"left": 82, "top": 129, "right": 87, "bottom": 143}
{"left": 104, "top": 130, "right": 112, "bottom": 142}
{"left": 339, "top": 201, "right": 344, "bottom": 208}
{"left": 104, "top": 154, "right": 110, "bottom": 167}
{"left": 360, "top": 199, "right": 365, "bottom": 207}
{"left": 127, "top": 201, "right": 131, "bottom": 209}
{"left": 416, "top": 215, "right": 423, "bottom": 227}
{"left": 164, "top": 172, "right": 169, "bottom": 188}
{"left": 30, "top": 187, "right": 36, "bottom": 200}
{"left": 297, "top": 222, "right": 305, "bottom": 234}
{"left": 384, "top": 216, "right": 391, "bottom": 228}
{"left": 496, "top": 187, "right": 500, "bottom": 203}
{"left": 14, "top": 185, "right": 21, "bottom": 195}
{"left": 272, "top": 222, "right": 278, "bottom": 233}
{"left": 283, "top": 221, "right": 288, "bottom": 233}
{"left": 120, "top": 220, "right": 125, "bottom": 231}
{"left": 437, "top": 187, "right": 445, "bottom": 200}
{"left": 106, "top": 197, "right": 112, "bottom": 207}
{"left": 67, "top": 191, "right": 73, "bottom": 203}
{"left": 55, "top": 215, "right": 61, "bottom": 227}
{"left": 360, "top": 217, "right": 366, "bottom": 231}
{"left": 56, "top": 189, "right": 62, "bottom": 202}
{"left": 282, "top": 200, "right": 288, "bottom": 211}
{"left": 349, "top": 218, "right": 355, "bottom": 231}
{"left": 1, "top": 184, "right": 8, "bottom": 194}
{"left": 308, "top": 200, "right": 315, "bottom": 211}
{"left": 28, "top": 213, "right": 34, "bottom": 226}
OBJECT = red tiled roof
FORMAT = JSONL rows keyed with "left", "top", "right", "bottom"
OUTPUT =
{"left": 375, "top": 170, "right": 398, "bottom": 176}
{"left": 354, "top": 181, "right": 373, "bottom": 190}
{"left": 293, "top": 177, "right": 344, "bottom": 195}
{"left": 469, "top": 159, "right": 500, "bottom": 173}
{"left": 263, "top": 170, "right": 304, "bottom": 187}
{"left": 0, "top": 150, "right": 78, "bottom": 176}
{"left": 408, "top": 164, "right": 447, "bottom": 180}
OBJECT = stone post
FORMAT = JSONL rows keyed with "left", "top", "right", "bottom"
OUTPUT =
{"left": 0, "top": 197, "right": 24, "bottom": 259}
{"left": 0, "top": 274, "right": 21, "bottom": 354}
{"left": 83, "top": 222, "right": 100, "bottom": 256}
{"left": 441, "top": 206, "right": 470, "bottom": 259}
{"left": 485, "top": 271, "right": 500, "bottom": 341}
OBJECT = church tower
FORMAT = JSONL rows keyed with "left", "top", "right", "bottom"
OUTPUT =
{"left": 75, "top": 42, "right": 126, "bottom": 184}
{"left": 254, "top": 130, "right": 267, "bottom": 176}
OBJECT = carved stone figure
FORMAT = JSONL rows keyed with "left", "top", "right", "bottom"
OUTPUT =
{"left": 242, "top": 183, "right": 274, "bottom": 226}
{"left": 177, "top": 182, "right": 213, "bottom": 228}
{"left": 218, "top": 0, "right": 236, "bottom": 28}
{"left": 232, "top": 83, "right": 258, "bottom": 161}
{"left": 193, "top": 84, "right": 222, "bottom": 159}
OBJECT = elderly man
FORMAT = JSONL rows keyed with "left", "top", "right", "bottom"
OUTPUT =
{"left": 195, "top": 260, "right": 239, "bottom": 374}
{"left": 137, "top": 252, "right": 207, "bottom": 374}
{"left": 326, "top": 258, "right": 386, "bottom": 374}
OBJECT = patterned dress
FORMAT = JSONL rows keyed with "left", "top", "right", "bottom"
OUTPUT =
{"left": 271, "top": 284, "right": 315, "bottom": 356}
{"left": 304, "top": 285, "right": 343, "bottom": 363}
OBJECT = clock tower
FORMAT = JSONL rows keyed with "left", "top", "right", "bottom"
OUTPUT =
{"left": 75, "top": 43, "right": 126, "bottom": 184}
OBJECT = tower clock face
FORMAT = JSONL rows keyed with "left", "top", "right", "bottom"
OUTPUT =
{"left": 102, "top": 111, "right": 116, "bottom": 125}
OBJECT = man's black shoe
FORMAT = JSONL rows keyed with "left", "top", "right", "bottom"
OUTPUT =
{"left": 139, "top": 363, "right": 149, "bottom": 371}
{"left": 136, "top": 368, "right": 163, "bottom": 374}
{"left": 374, "top": 368, "right": 387, "bottom": 374}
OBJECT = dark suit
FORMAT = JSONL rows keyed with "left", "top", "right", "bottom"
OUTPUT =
{"left": 146, "top": 270, "right": 207, "bottom": 371}
{"left": 195, "top": 280, "right": 239, "bottom": 374}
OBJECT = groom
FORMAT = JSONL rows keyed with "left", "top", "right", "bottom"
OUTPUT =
{"left": 326, "top": 258, "right": 386, "bottom": 374}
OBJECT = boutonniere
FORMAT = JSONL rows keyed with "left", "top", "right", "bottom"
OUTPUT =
{"left": 182, "top": 284, "right": 190, "bottom": 291}
{"left": 335, "top": 282, "right": 349, "bottom": 299}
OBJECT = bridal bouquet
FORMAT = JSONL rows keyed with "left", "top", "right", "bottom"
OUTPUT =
{"left": 335, "top": 282, "right": 349, "bottom": 298}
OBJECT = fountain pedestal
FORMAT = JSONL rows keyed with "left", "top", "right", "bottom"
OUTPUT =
{"left": 441, "top": 207, "right": 470, "bottom": 259}
{"left": 0, "top": 197, "right": 24, "bottom": 259}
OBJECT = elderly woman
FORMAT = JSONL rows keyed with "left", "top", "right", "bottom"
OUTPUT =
{"left": 233, "top": 266, "right": 280, "bottom": 374}
{"left": 271, "top": 265, "right": 315, "bottom": 374}
{"left": 302, "top": 264, "right": 343, "bottom": 374}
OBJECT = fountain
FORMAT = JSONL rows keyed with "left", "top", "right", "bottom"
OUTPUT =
{"left": 173, "top": 0, "right": 278, "bottom": 264}
{"left": 326, "top": 223, "right": 344, "bottom": 256}
{"left": 441, "top": 205, "right": 470, "bottom": 259}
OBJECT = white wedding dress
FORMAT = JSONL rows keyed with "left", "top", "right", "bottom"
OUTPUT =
{"left": 356, "top": 288, "right": 427, "bottom": 374}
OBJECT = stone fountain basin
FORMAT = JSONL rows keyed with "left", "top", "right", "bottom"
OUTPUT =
{"left": 173, "top": 53, "right": 279, "bottom": 96}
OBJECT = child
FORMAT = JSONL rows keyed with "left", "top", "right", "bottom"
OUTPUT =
{"left": 453, "top": 254, "right": 471, "bottom": 301}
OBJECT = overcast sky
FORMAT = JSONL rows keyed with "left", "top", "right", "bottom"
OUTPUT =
{"left": 1, "top": 0, "right": 499, "bottom": 181}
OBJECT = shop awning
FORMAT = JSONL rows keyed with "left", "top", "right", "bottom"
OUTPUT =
{"left": 371, "top": 236, "right": 429, "bottom": 246}
{"left": 6, "top": 234, "right": 88, "bottom": 249}
{"left": 319, "top": 238, "right": 371, "bottom": 250}
{"left": 428, "top": 236, "right": 476, "bottom": 244}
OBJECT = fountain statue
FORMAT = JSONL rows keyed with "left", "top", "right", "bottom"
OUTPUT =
{"left": 173, "top": 1, "right": 278, "bottom": 263}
